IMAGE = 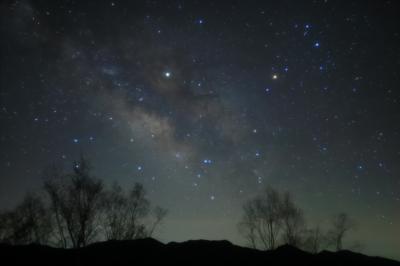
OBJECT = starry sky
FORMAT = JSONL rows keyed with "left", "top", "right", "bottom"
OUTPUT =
{"left": 1, "top": 0, "right": 400, "bottom": 260}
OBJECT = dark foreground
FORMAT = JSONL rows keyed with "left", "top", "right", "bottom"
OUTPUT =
{"left": 0, "top": 238, "right": 398, "bottom": 265}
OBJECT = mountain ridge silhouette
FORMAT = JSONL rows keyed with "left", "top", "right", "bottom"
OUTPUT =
{"left": 0, "top": 238, "right": 398, "bottom": 265}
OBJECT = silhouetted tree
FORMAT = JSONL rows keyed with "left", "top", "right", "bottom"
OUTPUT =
{"left": 100, "top": 182, "right": 167, "bottom": 240}
{"left": 0, "top": 193, "right": 51, "bottom": 245}
{"left": 0, "top": 156, "right": 167, "bottom": 248}
{"left": 0, "top": 211, "right": 14, "bottom": 244}
{"left": 327, "top": 212, "right": 356, "bottom": 251}
{"left": 148, "top": 206, "right": 168, "bottom": 237}
{"left": 303, "top": 226, "right": 325, "bottom": 253}
{"left": 281, "top": 192, "right": 305, "bottom": 247}
{"left": 124, "top": 183, "right": 150, "bottom": 239}
{"left": 100, "top": 183, "right": 129, "bottom": 240}
{"left": 239, "top": 187, "right": 284, "bottom": 250}
{"left": 238, "top": 200, "right": 258, "bottom": 249}
{"left": 239, "top": 187, "right": 307, "bottom": 250}
{"left": 43, "top": 156, "right": 103, "bottom": 248}
{"left": 42, "top": 164, "right": 69, "bottom": 247}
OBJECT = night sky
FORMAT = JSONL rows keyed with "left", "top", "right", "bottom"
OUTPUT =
{"left": 1, "top": 0, "right": 399, "bottom": 260}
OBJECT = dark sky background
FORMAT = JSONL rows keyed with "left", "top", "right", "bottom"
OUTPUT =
{"left": 1, "top": 0, "right": 399, "bottom": 260}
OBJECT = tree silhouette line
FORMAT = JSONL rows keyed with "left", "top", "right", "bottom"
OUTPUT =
{"left": 0, "top": 156, "right": 167, "bottom": 248}
{"left": 0, "top": 156, "right": 359, "bottom": 252}
{"left": 238, "top": 186, "right": 360, "bottom": 253}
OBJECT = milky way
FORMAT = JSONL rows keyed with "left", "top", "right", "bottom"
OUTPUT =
{"left": 1, "top": 0, "right": 399, "bottom": 260}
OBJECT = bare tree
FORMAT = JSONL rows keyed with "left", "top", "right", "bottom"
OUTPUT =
{"left": 124, "top": 183, "right": 150, "bottom": 239}
{"left": 100, "top": 182, "right": 167, "bottom": 240}
{"left": 303, "top": 226, "right": 325, "bottom": 253}
{"left": 0, "top": 193, "right": 51, "bottom": 245}
{"left": 1, "top": 156, "right": 167, "bottom": 247}
{"left": 239, "top": 187, "right": 284, "bottom": 250}
{"left": 43, "top": 156, "right": 103, "bottom": 248}
{"left": 280, "top": 192, "right": 305, "bottom": 247}
{"left": 148, "top": 206, "right": 168, "bottom": 237}
{"left": 0, "top": 211, "right": 14, "bottom": 244}
{"left": 328, "top": 212, "right": 356, "bottom": 251}
{"left": 238, "top": 201, "right": 258, "bottom": 249}
{"left": 42, "top": 164, "right": 69, "bottom": 247}
{"left": 100, "top": 183, "right": 129, "bottom": 240}
{"left": 239, "top": 187, "right": 307, "bottom": 250}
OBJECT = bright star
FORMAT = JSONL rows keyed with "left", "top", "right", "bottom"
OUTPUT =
{"left": 272, "top": 74, "right": 278, "bottom": 80}
{"left": 203, "top": 159, "right": 212, "bottom": 164}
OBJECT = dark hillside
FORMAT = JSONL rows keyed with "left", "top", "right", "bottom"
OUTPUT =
{"left": 0, "top": 239, "right": 398, "bottom": 266}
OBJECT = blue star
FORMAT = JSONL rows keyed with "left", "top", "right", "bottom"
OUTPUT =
{"left": 314, "top": 42, "right": 320, "bottom": 48}
{"left": 137, "top": 165, "right": 143, "bottom": 171}
{"left": 73, "top": 138, "right": 79, "bottom": 143}
{"left": 203, "top": 159, "right": 212, "bottom": 164}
